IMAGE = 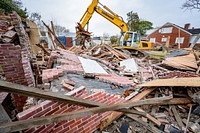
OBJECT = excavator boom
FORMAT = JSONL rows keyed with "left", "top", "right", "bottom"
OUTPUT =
{"left": 79, "top": 0, "right": 128, "bottom": 33}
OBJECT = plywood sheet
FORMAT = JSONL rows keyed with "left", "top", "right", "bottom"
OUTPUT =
{"left": 139, "top": 77, "right": 200, "bottom": 87}
{"left": 163, "top": 52, "right": 198, "bottom": 71}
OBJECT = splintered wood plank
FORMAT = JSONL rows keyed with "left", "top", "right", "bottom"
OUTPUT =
{"left": 126, "top": 114, "right": 162, "bottom": 133}
{"left": 100, "top": 88, "right": 156, "bottom": 130}
{"left": 134, "top": 107, "right": 161, "bottom": 126}
{"left": 171, "top": 105, "right": 184, "bottom": 129}
{"left": 163, "top": 52, "right": 198, "bottom": 71}
{"left": 139, "top": 77, "right": 200, "bottom": 87}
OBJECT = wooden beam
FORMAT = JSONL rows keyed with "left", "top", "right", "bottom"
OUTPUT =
{"left": 35, "top": 43, "right": 50, "bottom": 56}
{"left": 47, "top": 31, "right": 56, "bottom": 49}
{"left": 42, "top": 21, "right": 67, "bottom": 50}
{"left": 126, "top": 114, "right": 163, "bottom": 133}
{"left": 171, "top": 105, "right": 184, "bottom": 129}
{"left": 0, "top": 80, "right": 103, "bottom": 107}
{"left": 139, "top": 77, "right": 200, "bottom": 87}
{"left": 134, "top": 107, "right": 161, "bottom": 126}
{"left": 100, "top": 88, "right": 156, "bottom": 130}
{"left": 0, "top": 96, "right": 172, "bottom": 132}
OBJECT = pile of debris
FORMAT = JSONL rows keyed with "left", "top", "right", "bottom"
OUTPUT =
{"left": 0, "top": 12, "right": 200, "bottom": 133}
{"left": 21, "top": 45, "right": 200, "bottom": 132}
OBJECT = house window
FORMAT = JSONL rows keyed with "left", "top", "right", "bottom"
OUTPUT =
{"left": 150, "top": 38, "right": 156, "bottom": 43}
{"left": 175, "top": 37, "right": 184, "bottom": 44}
{"left": 161, "top": 37, "right": 167, "bottom": 42}
{"left": 160, "top": 27, "right": 173, "bottom": 34}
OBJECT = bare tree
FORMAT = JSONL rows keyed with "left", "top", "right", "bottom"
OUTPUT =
{"left": 12, "top": 0, "right": 23, "bottom": 8}
{"left": 54, "top": 25, "right": 69, "bottom": 36}
{"left": 182, "top": 0, "right": 200, "bottom": 11}
{"left": 29, "top": 12, "right": 42, "bottom": 24}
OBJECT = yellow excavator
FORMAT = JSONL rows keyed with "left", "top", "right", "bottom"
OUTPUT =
{"left": 76, "top": 0, "right": 152, "bottom": 50}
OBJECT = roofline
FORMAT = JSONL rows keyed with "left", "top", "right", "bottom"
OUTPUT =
{"left": 166, "top": 22, "right": 192, "bottom": 35}
{"left": 148, "top": 22, "right": 192, "bottom": 37}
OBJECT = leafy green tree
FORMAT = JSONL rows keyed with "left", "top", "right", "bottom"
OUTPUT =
{"left": 0, "top": 0, "right": 27, "bottom": 18}
{"left": 127, "top": 11, "right": 139, "bottom": 31}
{"left": 126, "top": 11, "right": 153, "bottom": 36}
{"left": 182, "top": 0, "right": 200, "bottom": 11}
{"left": 110, "top": 35, "right": 119, "bottom": 44}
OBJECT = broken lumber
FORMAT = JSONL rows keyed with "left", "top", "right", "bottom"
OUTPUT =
{"left": 0, "top": 80, "right": 103, "bottom": 107}
{"left": 100, "top": 88, "right": 156, "bottom": 130}
{"left": 134, "top": 107, "right": 161, "bottom": 126}
{"left": 126, "top": 114, "right": 163, "bottom": 133}
{"left": 139, "top": 77, "right": 200, "bottom": 87}
{"left": 163, "top": 52, "right": 198, "bottom": 71}
{"left": 42, "top": 21, "right": 67, "bottom": 50}
{"left": 35, "top": 43, "right": 50, "bottom": 56}
{"left": 0, "top": 96, "right": 172, "bottom": 132}
{"left": 171, "top": 105, "right": 184, "bottom": 129}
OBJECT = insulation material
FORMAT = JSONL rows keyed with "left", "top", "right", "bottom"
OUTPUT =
{"left": 78, "top": 57, "right": 108, "bottom": 74}
{"left": 120, "top": 58, "right": 138, "bottom": 73}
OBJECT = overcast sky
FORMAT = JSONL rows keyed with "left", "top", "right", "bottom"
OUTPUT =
{"left": 21, "top": 0, "right": 200, "bottom": 36}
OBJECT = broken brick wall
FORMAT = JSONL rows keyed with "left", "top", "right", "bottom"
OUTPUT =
{"left": 0, "top": 12, "right": 35, "bottom": 112}
{"left": 17, "top": 88, "right": 126, "bottom": 133}
{"left": 0, "top": 44, "right": 34, "bottom": 111}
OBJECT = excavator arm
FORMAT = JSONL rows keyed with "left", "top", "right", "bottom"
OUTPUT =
{"left": 76, "top": 0, "right": 151, "bottom": 49}
{"left": 77, "top": 0, "right": 128, "bottom": 36}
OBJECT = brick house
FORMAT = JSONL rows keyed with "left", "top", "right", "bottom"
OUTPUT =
{"left": 147, "top": 22, "right": 200, "bottom": 48}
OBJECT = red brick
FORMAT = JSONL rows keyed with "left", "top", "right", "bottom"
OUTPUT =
{"left": 52, "top": 102, "right": 62, "bottom": 108}
{"left": 57, "top": 126, "right": 70, "bottom": 133}
{"left": 32, "top": 125, "right": 45, "bottom": 133}
{"left": 70, "top": 120, "right": 81, "bottom": 129}
{"left": 83, "top": 120, "right": 94, "bottom": 129}
{"left": 63, "top": 119, "right": 75, "bottom": 128}
{"left": 24, "top": 128, "right": 36, "bottom": 133}
{"left": 17, "top": 106, "right": 42, "bottom": 120}
{"left": 82, "top": 127, "right": 91, "bottom": 133}
{"left": 77, "top": 120, "right": 88, "bottom": 128}
{"left": 44, "top": 107, "right": 59, "bottom": 116}
{"left": 54, "top": 106, "right": 68, "bottom": 114}
{"left": 39, "top": 124, "right": 55, "bottom": 133}
{"left": 33, "top": 107, "right": 51, "bottom": 118}
{"left": 43, "top": 101, "right": 54, "bottom": 109}
{"left": 74, "top": 127, "right": 84, "bottom": 133}
{"left": 67, "top": 127, "right": 78, "bottom": 133}
{"left": 52, "top": 125, "right": 63, "bottom": 133}
{"left": 82, "top": 116, "right": 91, "bottom": 122}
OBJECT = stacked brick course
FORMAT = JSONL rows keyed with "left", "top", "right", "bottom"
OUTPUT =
{"left": 0, "top": 12, "right": 35, "bottom": 111}
{"left": 95, "top": 74, "right": 135, "bottom": 86}
{"left": 17, "top": 88, "right": 126, "bottom": 133}
{"left": 158, "top": 71, "right": 198, "bottom": 79}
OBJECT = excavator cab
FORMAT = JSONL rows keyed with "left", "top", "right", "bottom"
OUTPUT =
{"left": 119, "top": 32, "right": 151, "bottom": 49}
{"left": 120, "top": 32, "right": 140, "bottom": 47}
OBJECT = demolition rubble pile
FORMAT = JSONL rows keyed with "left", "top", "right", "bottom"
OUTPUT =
{"left": 0, "top": 12, "right": 200, "bottom": 133}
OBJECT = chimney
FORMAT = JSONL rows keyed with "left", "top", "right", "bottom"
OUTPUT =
{"left": 184, "top": 23, "right": 190, "bottom": 30}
